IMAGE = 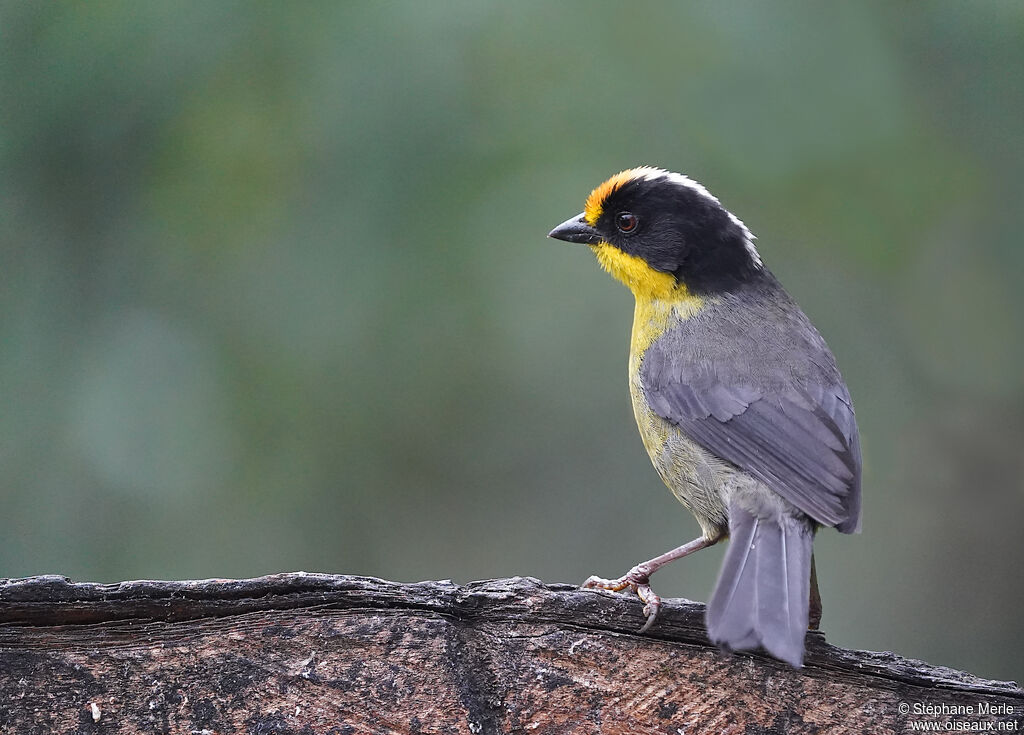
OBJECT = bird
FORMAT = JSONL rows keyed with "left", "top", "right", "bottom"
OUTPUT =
{"left": 547, "top": 167, "right": 861, "bottom": 668}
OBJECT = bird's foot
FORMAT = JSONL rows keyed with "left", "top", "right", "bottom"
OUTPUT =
{"left": 582, "top": 565, "right": 662, "bottom": 633}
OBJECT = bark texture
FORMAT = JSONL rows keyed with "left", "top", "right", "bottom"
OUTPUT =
{"left": 0, "top": 573, "right": 1020, "bottom": 734}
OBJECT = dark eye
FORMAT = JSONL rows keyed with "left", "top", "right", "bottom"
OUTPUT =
{"left": 616, "top": 212, "right": 639, "bottom": 233}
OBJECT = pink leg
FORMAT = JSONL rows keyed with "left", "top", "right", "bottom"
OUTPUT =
{"left": 583, "top": 534, "right": 723, "bottom": 633}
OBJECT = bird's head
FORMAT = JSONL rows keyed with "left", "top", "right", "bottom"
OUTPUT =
{"left": 549, "top": 167, "right": 762, "bottom": 298}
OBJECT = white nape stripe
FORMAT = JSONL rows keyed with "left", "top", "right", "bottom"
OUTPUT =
{"left": 634, "top": 167, "right": 762, "bottom": 267}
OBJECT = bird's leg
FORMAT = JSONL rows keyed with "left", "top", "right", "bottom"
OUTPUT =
{"left": 583, "top": 534, "right": 722, "bottom": 633}
{"left": 808, "top": 553, "right": 822, "bottom": 631}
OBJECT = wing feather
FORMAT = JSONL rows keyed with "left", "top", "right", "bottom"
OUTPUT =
{"left": 641, "top": 324, "right": 862, "bottom": 531}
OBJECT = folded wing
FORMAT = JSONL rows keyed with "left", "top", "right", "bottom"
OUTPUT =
{"left": 642, "top": 334, "right": 862, "bottom": 532}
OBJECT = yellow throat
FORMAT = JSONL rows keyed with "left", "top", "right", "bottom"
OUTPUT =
{"left": 589, "top": 242, "right": 705, "bottom": 356}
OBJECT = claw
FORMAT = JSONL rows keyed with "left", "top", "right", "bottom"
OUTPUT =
{"left": 579, "top": 537, "right": 719, "bottom": 637}
{"left": 582, "top": 574, "right": 632, "bottom": 592}
{"left": 635, "top": 584, "right": 662, "bottom": 633}
{"left": 582, "top": 568, "right": 662, "bottom": 633}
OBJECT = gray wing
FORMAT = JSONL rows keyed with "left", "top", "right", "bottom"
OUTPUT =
{"left": 642, "top": 311, "right": 862, "bottom": 532}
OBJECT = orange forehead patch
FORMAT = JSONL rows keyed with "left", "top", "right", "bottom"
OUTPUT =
{"left": 584, "top": 167, "right": 657, "bottom": 226}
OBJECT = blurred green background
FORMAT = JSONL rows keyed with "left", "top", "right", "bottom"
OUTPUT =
{"left": 2, "top": 2, "right": 1022, "bottom": 681}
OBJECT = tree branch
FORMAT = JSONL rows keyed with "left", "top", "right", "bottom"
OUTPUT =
{"left": 0, "top": 573, "right": 1020, "bottom": 733}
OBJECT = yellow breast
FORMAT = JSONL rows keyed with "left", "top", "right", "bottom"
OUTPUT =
{"left": 622, "top": 269, "right": 704, "bottom": 449}
{"left": 586, "top": 239, "right": 705, "bottom": 454}
{"left": 628, "top": 291, "right": 704, "bottom": 455}
{"left": 589, "top": 239, "right": 727, "bottom": 535}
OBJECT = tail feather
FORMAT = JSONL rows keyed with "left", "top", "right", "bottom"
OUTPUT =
{"left": 706, "top": 502, "right": 812, "bottom": 667}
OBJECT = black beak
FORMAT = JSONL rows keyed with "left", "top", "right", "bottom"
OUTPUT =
{"left": 548, "top": 213, "right": 603, "bottom": 245}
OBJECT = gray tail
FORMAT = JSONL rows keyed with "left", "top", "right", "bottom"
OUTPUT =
{"left": 706, "top": 502, "right": 813, "bottom": 668}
